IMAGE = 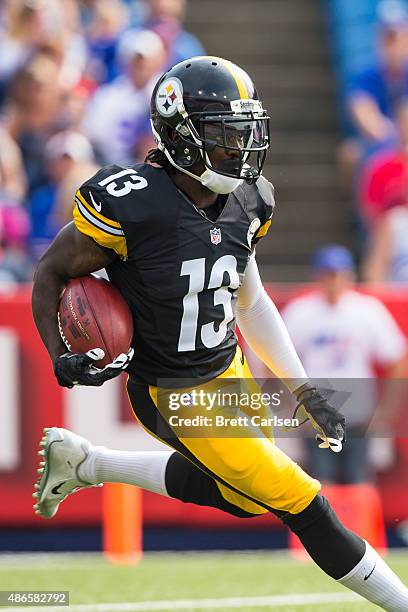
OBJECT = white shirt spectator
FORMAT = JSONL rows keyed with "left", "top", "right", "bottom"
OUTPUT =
{"left": 82, "top": 29, "right": 166, "bottom": 165}
{"left": 282, "top": 289, "right": 407, "bottom": 425}
{"left": 282, "top": 290, "right": 406, "bottom": 377}
{"left": 82, "top": 74, "right": 155, "bottom": 165}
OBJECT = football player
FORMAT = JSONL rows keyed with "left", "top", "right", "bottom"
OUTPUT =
{"left": 32, "top": 56, "right": 408, "bottom": 610}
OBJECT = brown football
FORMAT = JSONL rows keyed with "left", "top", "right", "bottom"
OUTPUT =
{"left": 58, "top": 275, "right": 133, "bottom": 368}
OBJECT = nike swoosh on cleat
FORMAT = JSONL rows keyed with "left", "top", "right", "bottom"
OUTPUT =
{"left": 89, "top": 191, "right": 102, "bottom": 212}
{"left": 51, "top": 482, "right": 67, "bottom": 495}
{"left": 364, "top": 562, "right": 376, "bottom": 581}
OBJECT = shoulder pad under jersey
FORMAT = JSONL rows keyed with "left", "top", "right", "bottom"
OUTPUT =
{"left": 73, "top": 164, "right": 150, "bottom": 258}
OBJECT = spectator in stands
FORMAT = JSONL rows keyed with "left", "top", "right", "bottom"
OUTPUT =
{"left": 359, "top": 97, "right": 408, "bottom": 225}
{"left": 0, "top": 202, "right": 31, "bottom": 288}
{"left": 143, "top": 0, "right": 205, "bottom": 67}
{"left": 363, "top": 198, "right": 408, "bottom": 283}
{"left": 51, "top": 134, "right": 99, "bottom": 229}
{"left": 347, "top": 1, "right": 408, "bottom": 155}
{"left": 28, "top": 130, "right": 96, "bottom": 260}
{"left": 84, "top": 0, "right": 130, "bottom": 84}
{"left": 4, "top": 53, "right": 67, "bottom": 192}
{"left": 60, "top": 78, "right": 97, "bottom": 133}
{"left": 0, "top": 0, "right": 54, "bottom": 93}
{"left": 0, "top": 0, "right": 88, "bottom": 101}
{"left": 0, "top": 124, "right": 27, "bottom": 203}
{"left": 340, "top": 1, "right": 408, "bottom": 187}
{"left": 282, "top": 244, "right": 407, "bottom": 484}
{"left": 83, "top": 29, "right": 167, "bottom": 165}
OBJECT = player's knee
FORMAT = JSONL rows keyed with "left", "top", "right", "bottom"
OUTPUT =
{"left": 278, "top": 494, "right": 366, "bottom": 579}
{"left": 279, "top": 494, "right": 332, "bottom": 534}
{"left": 220, "top": 505, "right": 261, "bottom": 519}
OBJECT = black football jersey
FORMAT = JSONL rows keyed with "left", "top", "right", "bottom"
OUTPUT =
{"left": 73, "top": 163, "right": 274, "bottom": 386}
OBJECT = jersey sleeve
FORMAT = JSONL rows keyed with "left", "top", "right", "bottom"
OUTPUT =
{"left": 252, "top": 176, "right": 275, "bottom": 244}
{"left": 73, "top": 170, "right": 128, "bottom": 259}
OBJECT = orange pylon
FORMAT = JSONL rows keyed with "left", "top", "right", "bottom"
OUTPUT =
{"left": 103, "top": 483, "right": 142, "bottom": 565}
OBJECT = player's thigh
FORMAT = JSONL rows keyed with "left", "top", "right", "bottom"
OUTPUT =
{"left": 128, "top": 382, "right": 320, "bottom": 515}
{"left": 127, "top": 350, "right": 320, "bottom": 515}
{"left": 127, "top": 377, "right": 266, "bottom": 513}
{"left": 179, "top": 434, "right": 320, "bottom": 515}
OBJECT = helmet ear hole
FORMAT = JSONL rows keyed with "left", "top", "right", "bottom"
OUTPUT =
{"left": 175, "top": 141, "right": 201, "bottom": 168}
{"left": 164, "top": 126, "right": 200, "bottom": 168}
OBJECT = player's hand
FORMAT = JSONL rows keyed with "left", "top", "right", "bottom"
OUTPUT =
{"left": 54, "top": 347, "right": 134, "bottom": 388}
{"left": 294, "top": 385, "right": 346, "bottom": 453}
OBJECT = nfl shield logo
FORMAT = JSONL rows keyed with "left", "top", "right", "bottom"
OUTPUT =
{"left": 210, "top": 227, "right": 222, "bottom": 245}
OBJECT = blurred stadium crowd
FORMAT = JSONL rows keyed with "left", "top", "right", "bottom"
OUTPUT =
{"left": 337, "top": 0, "right": 408, "bottom": 283}
{"left": 1, "top": 0, "right": 408, "bottom": 288}
{"left": 0, "top": 0, "right": 204, "bottom": 287}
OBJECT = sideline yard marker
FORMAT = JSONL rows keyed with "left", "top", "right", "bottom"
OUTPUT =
{"left": 103, "top": 483, "right": 142, "bottom": 565}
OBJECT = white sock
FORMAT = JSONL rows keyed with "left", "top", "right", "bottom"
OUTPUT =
{"left": 338, "top": 541, "right": 408, "bottom": 611}
{"left": 78, "top": 447, "right": 173, "bottom": 497}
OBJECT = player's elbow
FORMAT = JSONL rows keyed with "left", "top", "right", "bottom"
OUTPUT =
{"left": 33, "top": 249, "right": 67, "bottom": 296}
{"left": 236, "top": 285, "right": 269, "bottom": 316}
{"left": 34, "top": 252, "right": 56, "bottom": 285}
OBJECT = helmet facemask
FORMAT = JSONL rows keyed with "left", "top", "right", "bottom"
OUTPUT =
{"left": 173, "top": 105, "right": 270, "bottom": 183}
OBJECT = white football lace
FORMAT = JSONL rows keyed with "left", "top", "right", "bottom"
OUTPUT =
{"left": 57, "top": 312, "right": 72, "bottom": 351}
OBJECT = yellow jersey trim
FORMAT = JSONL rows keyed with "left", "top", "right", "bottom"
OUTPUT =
{"left": 255, "top": 219, "right": 272, "bottom": 239}
{"left": 76, "top": 190, "right": 122, "bottom": 229}
{"left": 73, "top": 202, "right": 128, "bottom": 259}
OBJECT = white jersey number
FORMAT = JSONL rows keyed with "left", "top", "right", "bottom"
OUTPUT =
{"left": 178, "top": 255, "right": 240, "bottom": 352}
{"left": 98, "top": 168, "right": 148, "bottom": 197}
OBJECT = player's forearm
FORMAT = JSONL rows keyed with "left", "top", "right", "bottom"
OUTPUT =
{"left": 236, "top": 256, "right": 308, "bottom": 393}
{"left": 32, "top": 258, "right": 68, "bottom": 362}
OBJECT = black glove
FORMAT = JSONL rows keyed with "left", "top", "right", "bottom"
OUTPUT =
{"left": 54, "top": 347, "right": 134, "bottom": 388}
{"left": 294, "top": 384, "right": 346, "bottom": 453}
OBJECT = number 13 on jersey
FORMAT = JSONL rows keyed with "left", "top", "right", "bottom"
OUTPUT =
{"left": 178, "top": 255, "right": 240, "bottom": 352}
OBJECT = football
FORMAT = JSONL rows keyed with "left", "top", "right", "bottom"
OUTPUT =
{"left": 58, "top": 275, "right": 133, "bottom": 368}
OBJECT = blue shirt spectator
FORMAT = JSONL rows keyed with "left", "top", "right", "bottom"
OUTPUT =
{"left": 347, "top": 3, "right": 408, "bottom": 150}
{"left": 349, "top": 63, "right": 408, "bottom": 120}
{"left": 84, "top": 0, "right": 130, "bottom": 84}
{"left": 28, "top": 183, "right": 58, "bottom": 247}
{"left": 144, "top": 0, "right": 205, "bottom": 68}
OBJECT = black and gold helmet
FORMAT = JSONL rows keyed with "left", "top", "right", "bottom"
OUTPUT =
{"left": 150, "top": 56, "right": 270, "bottom": 184}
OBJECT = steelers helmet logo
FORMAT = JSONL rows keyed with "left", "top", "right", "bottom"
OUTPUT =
{"left": 156, "top": 77, "right": 184, "bottom": 117}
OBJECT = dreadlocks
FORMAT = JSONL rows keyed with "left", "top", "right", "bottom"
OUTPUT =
{"left": 145, "top": 148, "right": 173, "bottom": 171}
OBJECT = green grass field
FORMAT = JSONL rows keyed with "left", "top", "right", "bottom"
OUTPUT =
{"left": 1, "top": 550, "right": 408, "bottom": 611}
